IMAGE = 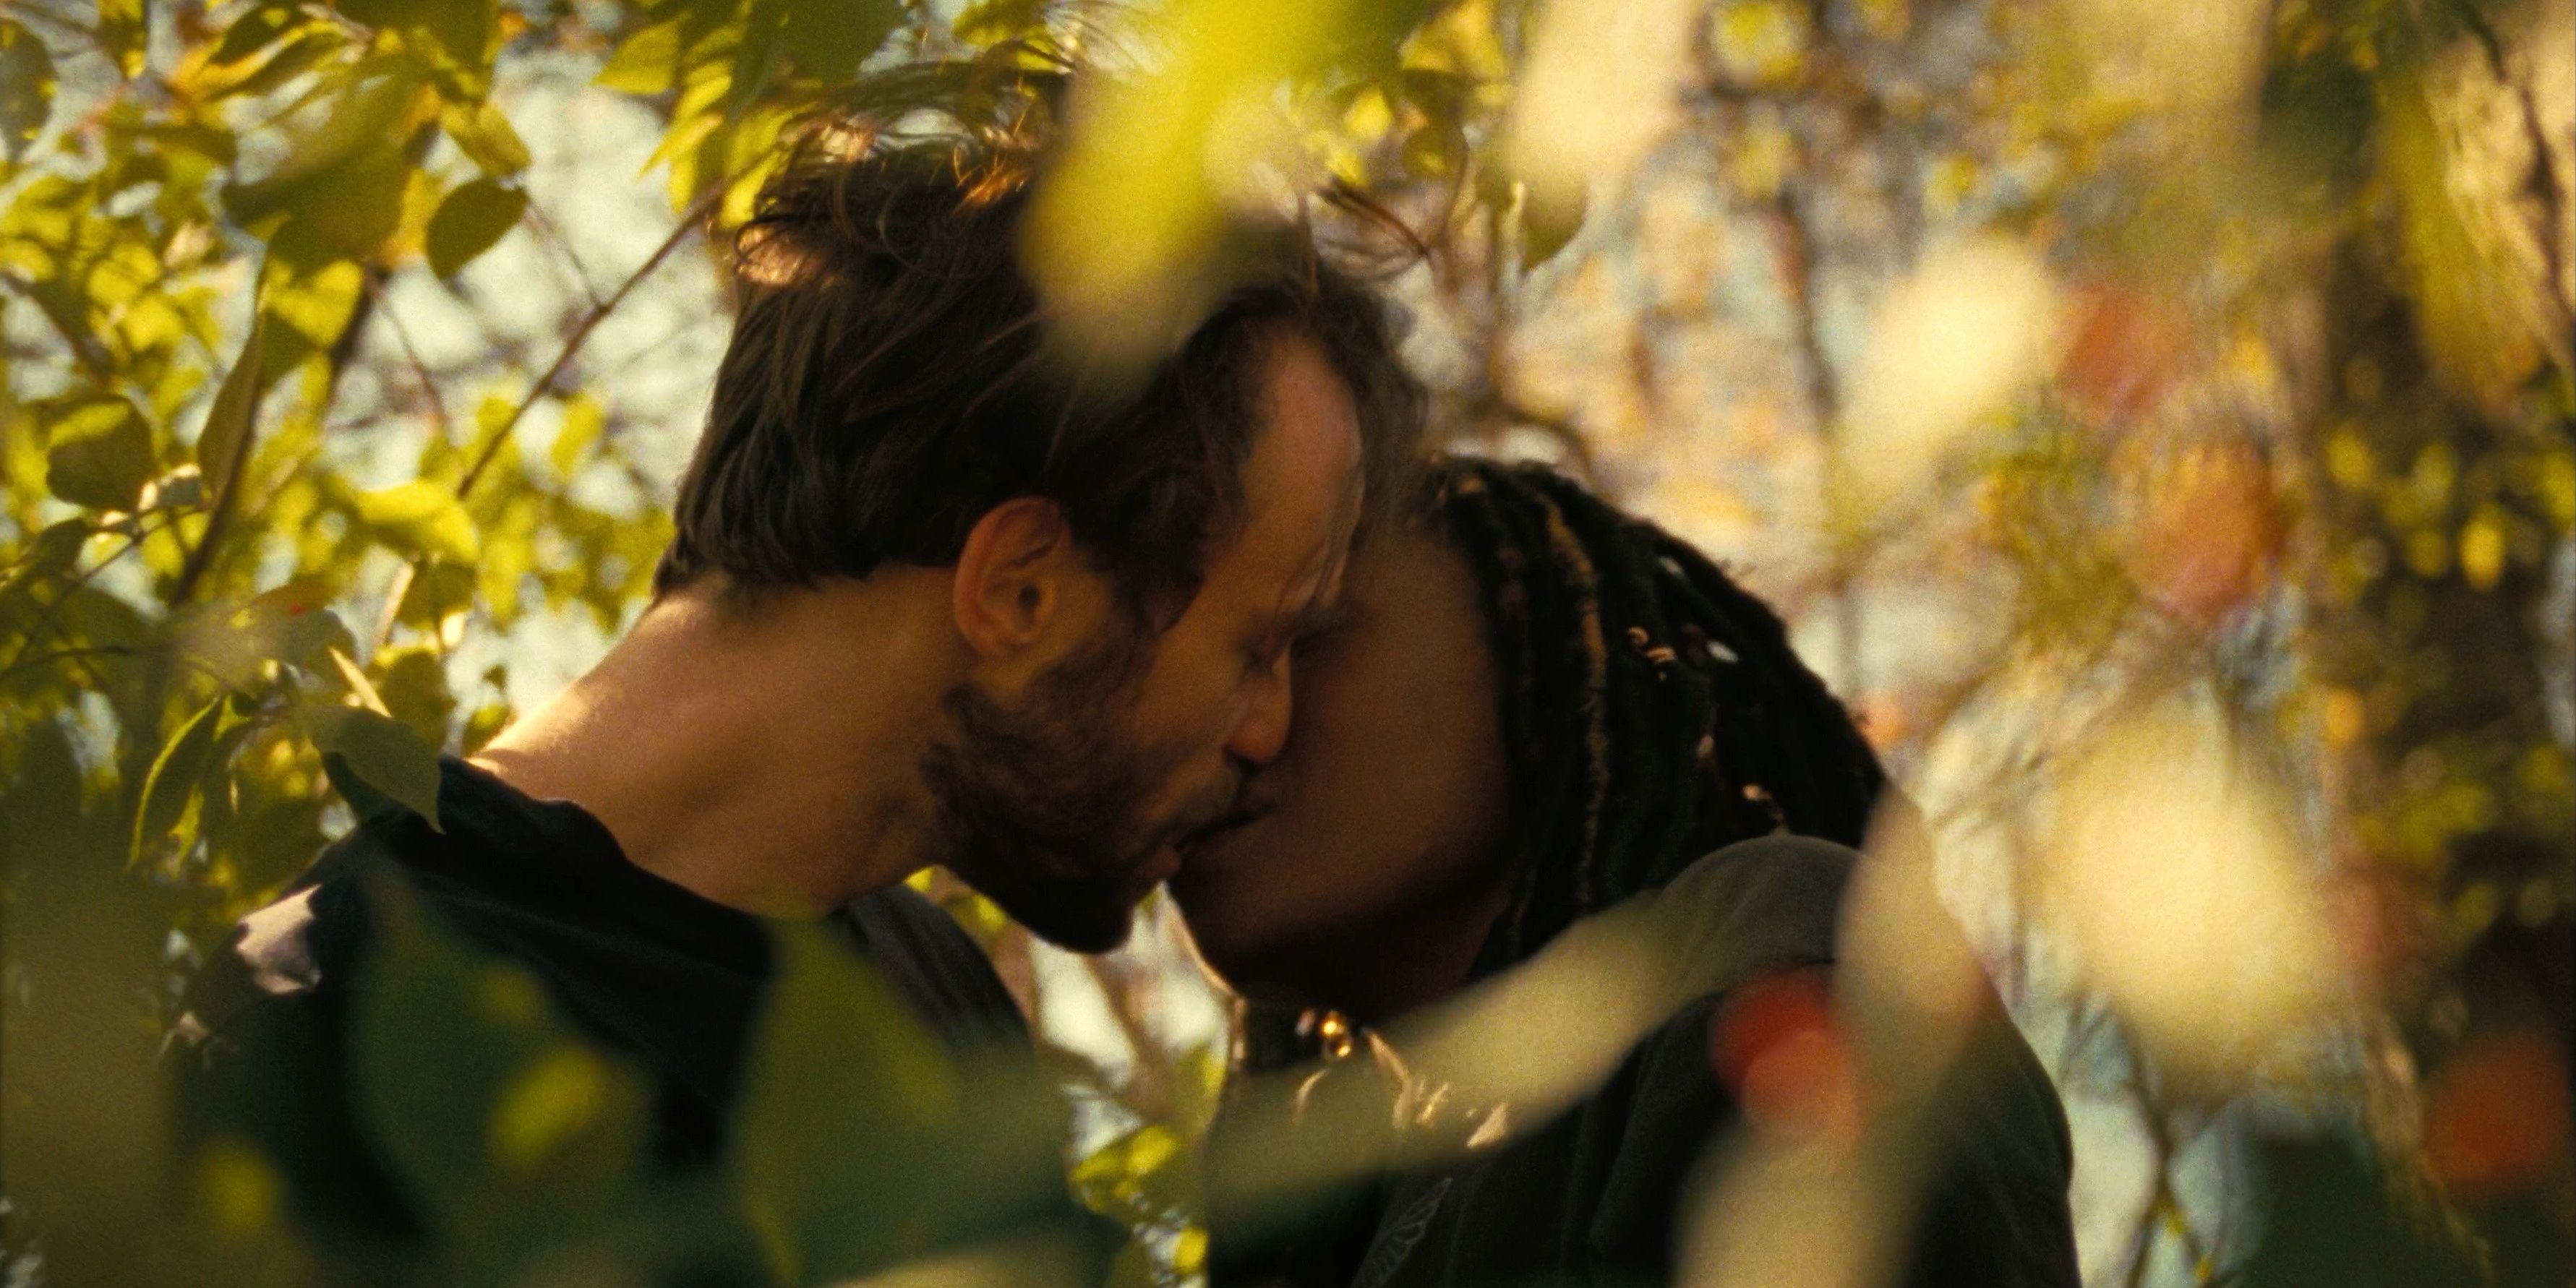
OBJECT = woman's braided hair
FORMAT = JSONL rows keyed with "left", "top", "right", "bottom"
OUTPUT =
{"left": 1433, "top": 458, "right": 1893, "bottom": 974}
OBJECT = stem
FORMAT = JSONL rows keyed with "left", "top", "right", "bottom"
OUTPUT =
{"left": 364, "top": 269, "right": 455, "bottom": 442}
{"left": 453, "top": 191, "right": 716, "bottom": 503}
{"left": 370, "top": 192, "right": 711, "bottom": 651}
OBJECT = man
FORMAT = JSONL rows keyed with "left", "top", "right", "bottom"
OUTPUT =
{"left": 166, "top": 105, "right": 1423, "bottom": 1274}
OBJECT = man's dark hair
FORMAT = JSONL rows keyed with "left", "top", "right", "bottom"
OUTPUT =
{"left": 1429, "top": 459, "right": 1894, "bottom": 974}
{"left": 654, "top": 82, "right": 1425, "bottom": 619}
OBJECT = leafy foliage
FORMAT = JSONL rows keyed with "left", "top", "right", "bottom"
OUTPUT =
{"left": 2, "top": 0, "right": 2569, "bottom": 1284}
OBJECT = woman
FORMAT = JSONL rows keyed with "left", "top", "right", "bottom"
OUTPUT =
{"left": 1168, "top": 458, "right": 2079, "bottom": 1288}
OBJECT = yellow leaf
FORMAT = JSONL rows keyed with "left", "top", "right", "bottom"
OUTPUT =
{"left": 550, "top": 393, "right": 606, "bottom": 477}
{"left": 439, "top": 97, "right": 531, "bottom": 177}
{"left": 489, "top": 1047, "right": 611, "bottom": 1171}
{"left": 195, "top": 1141, "right": 282, "bottom": 1237}
{"left": 356, "top": 480, "right": 482, "bottom": 564}
{"left": 328, "top": 646, "right": 393, "bottom": 716}
{"left": 2458, "top": 512, "right": 2507, "bottom": 590}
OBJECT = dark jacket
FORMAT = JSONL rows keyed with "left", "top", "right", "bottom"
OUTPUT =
{"left": 1206, "top": 836, "right": 2081, "bottom": 1288}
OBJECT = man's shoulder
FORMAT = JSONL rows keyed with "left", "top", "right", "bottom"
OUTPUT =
{"left": 180, "top": 823, "right": 401, "bottom": 1031}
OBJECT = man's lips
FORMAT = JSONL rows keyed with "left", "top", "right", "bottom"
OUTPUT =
{"left": 1173, "top": 798, "right": 1273, "bottom": 859}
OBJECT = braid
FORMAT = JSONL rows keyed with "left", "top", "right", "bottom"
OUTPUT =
{"left": 1434, "top": 459, "right": 1891, "bottom": 974}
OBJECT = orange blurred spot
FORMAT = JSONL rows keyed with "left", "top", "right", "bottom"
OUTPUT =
{"left": 2060, "top": 282, "right": 2189, "bottom": 424}
{"left": 1711, "top": 969, "right": 1863, "bottom": 1145}
{"left": 1852, "top": 691, "right": 1912, "bottom": 752}
{"left": 2120, "top": 439, "right": 2283, "bottom": 626}
{"left": 2322, "top": 867, "right": 2414, "bottom": 989}
{"left": 2423, "top": 1030, "right": 2570, "bottom": 1202}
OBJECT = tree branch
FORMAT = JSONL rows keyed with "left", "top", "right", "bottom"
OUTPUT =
{"left": 453, "top": 192, "right": 716, "bottom": 503}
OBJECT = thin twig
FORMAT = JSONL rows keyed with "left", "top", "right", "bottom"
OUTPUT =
{"left": 363, "top": 270, "right": 455, "bottom": 441}
{"left": 0, "top": 644, "right": 141, "bottom": 687}
{"left": 373, "top": 192, "right": 714, "bottom": 650}
{"left": 520, "top": 194, "right": 609, "bottom": 312}
{"left": 454, "top": 192, "right": 716, "bottom": 503}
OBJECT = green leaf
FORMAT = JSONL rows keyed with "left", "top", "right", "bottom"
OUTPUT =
{"left": 549, "top": 392, "right": 606, "bottom": 477}
{"left": 310, "top": 704, "right": 445, "bottom": 829}
{"left": 207, "top": 1, "right": 307, "bottom": 66}
{"left": 4, "top": 520, "right": 93, "bottom": 592}
{"left": 731, "top": 924, "right": 1069, "bottom": 1281}
{"left": 142, "top": 465, "right": 204, "bottom": 510}
{"left": 259, "top": 227, "right": 367, "bottom": 348}
{"left": 98, "top": 0, "right": 147, "bottom": 77}
{"left": 132, "top": 696, "right": 230, "bottom": 865}
{"left": 1521, "top": 184, "right": 1584, "bottom": 270}
{"left": 438, "top": 96, "right": 530, "bottom": 177}
{"left": 1, "top": 21, "right": 56, "bottom": 161}
{"left": 213, "top": 28, "right": 346, "bottom": 102}
{"left": 187, "top": 6, "right": 346, "bottom": 101}
{"left": 347, "top": 871, "right": 656, "bottom": 1246}
{"left": 952, "top": 0, "right": 1047, "bottom": 47}
{"left": 221, "top": 64, "right": 423, "bottom": 255}
{"left": 373, "top": 643, "right": 455, "bottom": 744}
{"left": 196, "top": 312, "right": 268, "bottom": 507}
{"left": 595, "top": 12, "right": 688, "bottom": 95}
{"left": 425, "top": 177, "right": 526, "bottom": 277}
{"left": 355, "top": 480, "right": 481, "bottom": 563}
{"left": 275, "top": 599, "right": 359, "bottom": 671}
{"left": 44, "top": 397, "right": 157, "bottom": 512}
{"left": 777, "top": 0, "right": 903, "bottom": 86}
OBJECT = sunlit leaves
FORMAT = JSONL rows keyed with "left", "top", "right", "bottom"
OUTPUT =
{"left": 2377, "top": 60, "right": 2556, "bottom": 418}
{"left": 764, "top": 0, "right": 907, "bottom": 96}
{"left": 601, "top": 0, "right": 903, "bottom": 214}
{"left": 0, "top": 20, "right": 55, "bottom": 161}
{"left": 43, "top": 395, "right": 158, "bottom": 512}
{"left": 256, "top": 229, "right": 366, "bottom": 362}
{"left": 1025, "top": 0, "right": 1354, "bottom": 364}
{"left": 426, "top": 177, "right": 527, "bottom": 277}
{"left": 221, "top": 59, "right": 434, "bottom": 260}
{"left": 440, "top": 97, "right": 531, "bottom": 177}
{"left": 1840, "top": 237, "right": 2063, "bottom": 506}
{"left": 1505, "top": 0, "right": 1694, "bottom": 244}
{"left": 954, "top": 0, "right": 1052, "bottom": 48}
{"left": 132, "top": 694, "right": 262, "bottom": 867}
{"left": 348, "top": 875, "right": 656, "bottom": 1247}
{"left": 1708, "top": 0, "right": 1814, "bottom": 91}
{"left": 549, "top": 392, "right": 607, "bottom": 478}
{"left": 309, "top": 704, "right": 445, "bottom": 828}
{"left": 596, "top": 9, "right": 696, "bottom": 95}
{"left": 341, "top": 0, "right": 502, "bottom": 93}
{"left": 2040, "top": 702, "right": 2342, "bottom": 1083}
{"left": 98, "top": 0, "right": 148, "bottom": 79}
{"left": 195, "top": 313, "right": 268, "bottom": 512}
{"left": 354, "top": 480, "right": 481, "bottom": 564}
{"left": 174, "top": 5, "right": 349, "bottom": 103}
{"left": 731, "top": 925, "right": 1069, "bottom": 1281}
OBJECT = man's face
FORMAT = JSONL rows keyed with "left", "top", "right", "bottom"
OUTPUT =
{"left": 1165, "top": 524, "right": 1512, "bottom": 997}
{"left": 926, "top": 331, "right": 1368, "bottom": 952}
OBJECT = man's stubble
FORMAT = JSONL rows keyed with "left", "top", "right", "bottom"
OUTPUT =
{"left": 920, "top": 619, "right": 1240, "bottom": 952}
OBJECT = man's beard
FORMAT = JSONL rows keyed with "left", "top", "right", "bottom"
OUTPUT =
{"left": 920, "top": 622, "right": 1240, "bottom": 952}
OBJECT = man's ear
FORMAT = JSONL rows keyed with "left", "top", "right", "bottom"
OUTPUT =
{"left": 952, "top": 497, "right": 1079, "bottom": 660}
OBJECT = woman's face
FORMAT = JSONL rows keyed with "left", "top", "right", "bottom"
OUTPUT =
{"left": 1167, "top": 522, "right": 1515, "bottom": 1008}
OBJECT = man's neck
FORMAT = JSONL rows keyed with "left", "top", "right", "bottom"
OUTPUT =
{"left": 471, "top": 575, "right": 957, "bottom": 919}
